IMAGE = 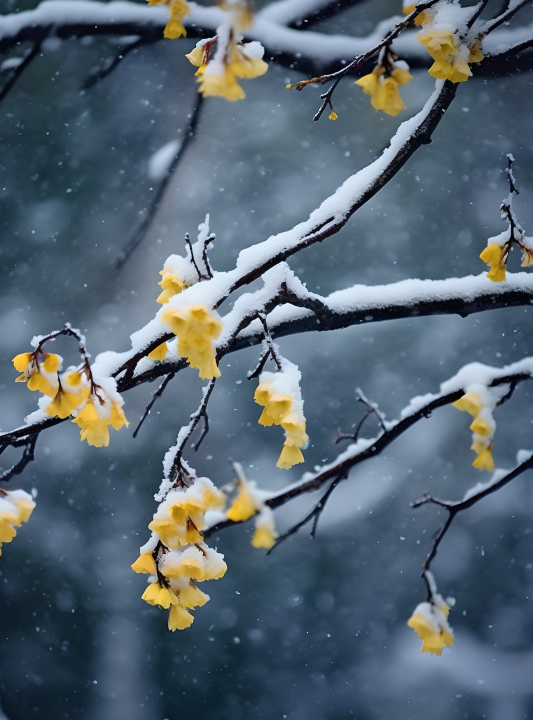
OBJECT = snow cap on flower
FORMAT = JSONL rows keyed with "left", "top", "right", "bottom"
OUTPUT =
{"left": 480, "top": 230, "right": 510, "bottom": 282}
{"left": 452, "top": 384, "right": 499, "bottom": 470}
{"left": 416, "top": 4, "right": 484, "bottom": 83}
{"left": 160, "top": 543, "right": 227, "bottom": 582}
{"left": 408, "top": 596, "right": 454, "bottom": 655}
{"left": 254, "top": 359, "right": 308, "bottom": 469}
{"left": 149, "top": 477, "right": 222, "bottom": 548}
{"left": 161, "top": 303, "right": 223, "bottom": 379}
{"left": 71, "top": 376, "right": 128, "bottom": 447}
{"left": 355, "top": 61, "right": 413, "bottom": 117}
{"left": 0, "top": 489, "right": 36, "bottom": 555}
{"left": 251, "top": 506, "right": 278, "bottom": 550}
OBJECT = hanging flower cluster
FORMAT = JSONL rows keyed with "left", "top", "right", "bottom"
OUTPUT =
{"left": 147, "top": 0, "right": 190, "bottom": 39}
{"left": 133, "top": 474, "right": 227, "bottom": 630}
{"left": 0, "top": 489, "right": 35, "bottom": 555}
{"left": 452, "top": 388, "right": 498, "bottom": 470}
{"left": 225, "top": 464, "right": 279, "bottom": 549}
{"left": 480, "top": 230, "right": 533, "bottom": 283}
{"left": 161, "top": 304, "right": 223, "bottom": 379}
{"left": 355, "top": 56, "right": 413, "bottom": 117}
{"left": 185, "top": 0, "right": 267, "bottom": 101}
{"left": 408, "top": 596, "right": 454, "bottom": 655}
{"left": 254, "top": 359, "right": 308, "bottom": 470}
{"left": 72, "top": 378, "right": 129, "bottom": 448}
{"left": 414, "top": 2, "right": 484, "bottom": 83}
{"left": 12, "top": 349, "right": 128, "bottom": 447}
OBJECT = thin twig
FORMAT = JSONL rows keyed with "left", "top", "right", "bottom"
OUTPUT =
{"left": 133, "top": 371, "right": 175, "bottom": 438}
{"left": 267, "top": 473, "right": 345, "bottom": 553}
{"left": 356, "top": 388, "right": 387, "bottom": 432}
{"left": 0, "top": 41, "right": 41, "bottom": 105}
{"left": 0, "top": 435, "right": 38, "bottom": 483}
{"left": 412, "top": 453, "right": 533, "bottom": 573}
{"left": 82, "top": 37, "right": 156, "bottom": 89}
{"left": 113, "top": 92, "right": 204, "bottom": 270}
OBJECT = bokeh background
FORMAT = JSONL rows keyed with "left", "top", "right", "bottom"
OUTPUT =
{"left": 1, "top": 0, "right": 533, "bottom": 718}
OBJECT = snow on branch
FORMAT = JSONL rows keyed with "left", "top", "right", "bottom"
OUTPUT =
{"left": 1, "top": 0, "right": 532, "bottom": 78}
{"left": 205, "top": 357, "right": 533, "bottom": 538}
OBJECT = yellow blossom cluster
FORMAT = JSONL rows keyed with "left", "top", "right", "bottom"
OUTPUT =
{"left": 0, "top": 489, "right": 35, "bottom": 555}
{"left": 12, "top": 350, "right": 129, "bottom": 447}
{"left": 408, "top": 599, "right": 454, "bottom": 655}
{"left": 355, "top": 64, "right": 413, "bottom": 117}
{"left": 157, "top": 266, "right": 189, "bottom": 304}
{"left": 225, "top": 471, "right": 279, "bottom": 549}
{"left": 254, "top": 371, "right": 308, "bottom": 470}
{"left": 186, "top": 38, "right": 268, "bottom": 101}
{"left": 147, "top": 0, "right": 190, "bottom": 39}
{"left": 161, "top": 304, "right": 223, "bottom": 379}
{"left": 133, "top": 478, "right": 226, "bottom": 630}
{"left": 417, "top": 30, "right": 483, "bottom": 83}
{"left": 452, "top": 391, "right": 495, "bottom": 470}
{"left": 73, "top": 393, "right": 129, "bottom": 448}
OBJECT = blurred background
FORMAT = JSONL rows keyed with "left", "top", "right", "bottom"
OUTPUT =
{"left": 1, "top": 0, "right": 533, "bottom": 718}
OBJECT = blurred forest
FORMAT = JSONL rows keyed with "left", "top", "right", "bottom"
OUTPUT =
{"left": 1, "top": 0, "right": 533, "bottom": 718}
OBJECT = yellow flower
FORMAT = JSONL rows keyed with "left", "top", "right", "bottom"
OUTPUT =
{"left": 251, "top": 525, "right": 277, "bottom": 549}
{"left": 452, "top": 391, "right": 482, "bottom": 417}
{"left": 161, "top": 304, "right": 223, "bottom": 379}
{"left": 227, "top": 481, "right": 257, "bottom": 522}
{"left": 45, "top": 383, "right": 90, "bottom": 420}
{"left": 251, "top": 509, "right": 278, "bottom": 550}
{"left": 73, "top": 397, "right": 129, "bottom": 447}
{"left": 480, "top": 243, "right": 507, "bottom": 282}
{"left": 149, "top": 483, "right": 222, "bottom": 548}
{"left": 198, "top": 68, "right": 246, "bottom": 101}
{"left": 402, "top": 3, "right": 428, "bottom": 25}
{"left": 418, "top": 31, "right": 483, "bottom": 83}
{"left": 229, "top": 43, "right": 268, "bottom": 80}
{"left": 131, "top": 553, "right": 157, "bottom": 574}
{"left": 254, "top": 378, "right": 308, "bottom": 469}
{"left": 157, "top": 267, "right": 188, "bottom": 304}
{"left": 355, "top": 66, "right": 412, "bottom": 117}
{"left": 407, "top": 602, "right": 454, "bottom": 655}
{"left": 161, "top": 545, "right": 227, "bottom": 582}
{"left": 0, "top": 490, "right": 35, "bottom": 555}
{"left": 142, "top": 581, "right": 180, "bottom": 609}
{"left": 469, "top": 417, "right": 492, "bottom": 436}
{"left": 277, "top": 441, "right": 305, "bottom": 469}
{"left": 521, "top": 247, "right": 533, "bottom": 267}
{"left": 168, "top": 603, "right": 194, "bottom": 630}
{"left": 329, "top": 109, "right": 338, "bottom": 121}
{"left": 148, "top": 342, "right": 168, "bottom": 362}
{"left": 177, "top": 581, "right": 210, "bottom": 609}
{"left": 472, "top": 443, "right": 495, "bottom": 471}
{"left": 13, "top": 351, "right": 60, "bottom": 397}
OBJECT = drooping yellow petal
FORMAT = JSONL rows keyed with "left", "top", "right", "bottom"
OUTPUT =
{"left": 27, "top": 373, "right": 57, "bottom": 397}
{"left": 276, "top": 442, "right": 305, "bottom": 470}
{"left": 472, "top": 446, "right": 495, "bottom": 471}
{"left": 12, "top": 352, "right": 33, "bottom": 373}
{"left": 251, "top": 525, "right": 277, "bottom": 550}
{"left": 131, "top": 553, "right": 157, "bottom": 574}
{"left": 168, "top": 603, "right": 194, "bottom": 630}
{"left": 42, "top": 353, "right": 60, "bottom": 373}
{"left": 227, "top": 482, "right": 257, "bottom": 522}
{"left": 469, "top": 417, "right": 492, "bottom": 436}
{"left": 452, "top": 392, "right": 482, "bottom": 417}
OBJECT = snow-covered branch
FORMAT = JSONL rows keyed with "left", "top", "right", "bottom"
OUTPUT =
{"left": 1, "top": 0, "right": 533, "bottom": 78}
{"left": 205, "top": 357, "right": 533, "bottom": 537}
